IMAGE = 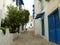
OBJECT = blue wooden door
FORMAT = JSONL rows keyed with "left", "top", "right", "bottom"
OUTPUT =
{"left": 48, "top": 15, "right": 56, "bottom": 43}
{"left": 54, "top": 11, "right": 60, "bottom": 44}
{"left": 48, "top": 9, "right": 60, "bottom": 44}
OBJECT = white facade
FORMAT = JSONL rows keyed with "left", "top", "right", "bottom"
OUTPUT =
{"left": 34, "top": 0, "right": 60, "bottom": 41}
{"left": 26, "top": 16, "right": 33, "bottom": 28}
{"left": 0, "top": 0, "right": 4, "bottom": 26}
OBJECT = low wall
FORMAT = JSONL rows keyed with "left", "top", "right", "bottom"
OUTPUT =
{"left": 0, "top": 29, "right": 18, "bottom": 45}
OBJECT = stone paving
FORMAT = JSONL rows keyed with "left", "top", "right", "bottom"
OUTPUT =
{"left": 12, "top": 31, "right": 58, "bottom": 45}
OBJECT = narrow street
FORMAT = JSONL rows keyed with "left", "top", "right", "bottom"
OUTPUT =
{"left": 12, "top": 31, "right": 57, "bottom": 45}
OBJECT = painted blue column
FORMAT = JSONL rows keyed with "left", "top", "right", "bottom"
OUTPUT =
{"left": 42, "top": 18, "right": 45, "bottom": 35}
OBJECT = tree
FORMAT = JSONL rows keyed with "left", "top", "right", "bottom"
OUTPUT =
{"left": 20, "top": 10, "right": 30, "bottom": 24}
{"left": 1, "top": 5, "right": 30, "bottom": 33}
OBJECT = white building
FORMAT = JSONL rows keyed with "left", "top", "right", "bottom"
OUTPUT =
{"left": 0, "top": 0, "right": 17, "bottom": 27}
{"left": 26, "top": 15, "right": 34, "bottom": 31}
{"left": 34, "top": 0, "right": 60, "bottom": 44}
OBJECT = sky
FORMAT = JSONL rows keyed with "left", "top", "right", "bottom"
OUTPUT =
{"left": 23, "top": 0, "right": 34, "bottom": 16}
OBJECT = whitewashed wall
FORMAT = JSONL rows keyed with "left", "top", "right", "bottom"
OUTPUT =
{"left": 0, "top": 29, "right": 13, "bottom": 45}
{"left": 34, "top": 18, "right": 42, "bottom": 35}
{"left": 19, "top": 25, "right": 26, "bottom": 32}
{"left": 34, "top": 0, "right": 60, "bottom": 41}
{"left": 34, "top": 0, "right": 41, "bottom": 35}
{"left": 43, "top": 0, "right": 60, "bottom": 41}
{"left": 2, "top": 0, "right": 16, "bottom": 19}
{"left": 0, "top": 0, "right": 3, "bottom": 25}
{"left": 0, "top": 29, "right": 18, "bottom": 45}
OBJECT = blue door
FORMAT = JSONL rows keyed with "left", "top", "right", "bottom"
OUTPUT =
{"left": 48, "top": 9, "right": 60, "bottom": 44}
{"left": 48, "top": 15, "right": 56, "bottom": 43}
{"left": 54, "top": 11, "right": 60, "bottom": 44}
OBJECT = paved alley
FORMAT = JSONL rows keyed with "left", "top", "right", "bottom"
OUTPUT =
{"left": 12, "top": 31, "right": 57, "bottom": 45}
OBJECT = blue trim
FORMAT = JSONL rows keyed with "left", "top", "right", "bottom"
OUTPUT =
{"left": 35, "top": 12, "right": 45, "bottom": 19}
{"left": 42, "top": 19, "right": 45, "bottom": 35}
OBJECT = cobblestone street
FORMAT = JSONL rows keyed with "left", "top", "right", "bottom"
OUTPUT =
{"left": 12, "top": 31, "right": 57, "bottom": 45}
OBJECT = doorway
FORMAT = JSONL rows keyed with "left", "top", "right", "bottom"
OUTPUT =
{"left": 48, "top": 8, "right": 60, "bottom": 44}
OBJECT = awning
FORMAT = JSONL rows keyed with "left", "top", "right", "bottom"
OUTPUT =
{"left": 35, "top": 11, "right": 45, "bottom": 19}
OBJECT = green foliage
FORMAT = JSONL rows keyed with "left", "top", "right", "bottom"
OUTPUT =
{"left": 1, "top": 5, "right": 30, "bottom": 33}
{"left": 20, "top": 10, "right": 30, "bottom": 24}
{"left": 0, "top": 27, "right": 6, "bottom": 35}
